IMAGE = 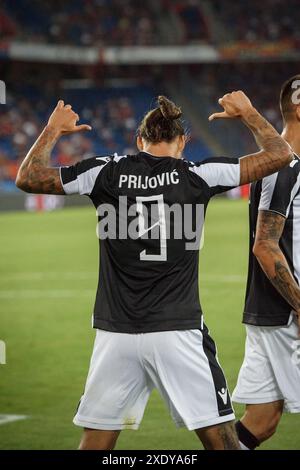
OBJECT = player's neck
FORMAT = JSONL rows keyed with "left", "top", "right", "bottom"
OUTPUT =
{"left": 282, "top": 125, "right": 300, "bottom": 156}
{"left": 141, "top": 144, "right": 181, "bottom": 159}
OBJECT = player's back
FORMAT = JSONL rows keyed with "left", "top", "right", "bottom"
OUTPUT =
{"left": 60, "top": 150, "right": 240, "bottom": 333}
{"left": 91, "top": 152, "right": 207, "bottom": 333}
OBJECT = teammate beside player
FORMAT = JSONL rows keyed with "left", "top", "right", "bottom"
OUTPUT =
{"left": 16, "top": 91, "right": 293, "bottom": 450}
{"left": 233, "top": 76, "right": 300, "bottom": 450}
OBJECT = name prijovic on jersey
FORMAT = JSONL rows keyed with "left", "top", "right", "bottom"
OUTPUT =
{"left": 60, "top": 151, "right": 240, "bottom": 333}
{"left": 119, "top": 170, "right": 180, "bottom": 189}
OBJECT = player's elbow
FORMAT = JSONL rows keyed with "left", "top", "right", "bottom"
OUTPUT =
{"left": 269, "top": 142, "right": 294, "bottom": 167}
{"left": 15, "top": 169, "right": 31, "bottom": 192}
{"left": 15, "top": 172, "right": 26, "bottom": 191}
{"left": 253, "top": 240, "right": 267, "bottom": 260}
{"left": 253, "top": 239, "right": 276, "bottom": 262}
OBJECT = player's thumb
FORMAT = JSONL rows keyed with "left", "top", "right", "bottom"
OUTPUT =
{"left": 56, "top": 100, "right": 64, "bottom": 109}
{"left": 208, "top": 111, "right": 228, "bottom": 121}
{"left": 75, "top": 124, "right": 92, "bottom": 132}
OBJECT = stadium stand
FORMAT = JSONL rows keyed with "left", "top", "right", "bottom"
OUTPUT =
{"left": 0, "top": 0, "right": 212, "bottom": 46}
{"left": 2, "top": 0, "right": 160, "bottom": 46}
{"left": 211, "top": 0, "right": 300, "bottom": 43}
{"left": 170, "top": 1, "right": 210, "bottom": 43}
{"left": 3, "top": 0, "right": 298, "bottom": 45}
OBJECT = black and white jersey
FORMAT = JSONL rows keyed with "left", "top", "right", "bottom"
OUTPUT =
{"left": 244, "top": 157, "right": 300, "bottom": 327}
{"left": 60, "top": 151, "right": 240, "bottom": 333}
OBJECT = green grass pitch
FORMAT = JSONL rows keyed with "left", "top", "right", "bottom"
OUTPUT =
{"left": 0, "top": 198, "right": 299, "bottom": 449}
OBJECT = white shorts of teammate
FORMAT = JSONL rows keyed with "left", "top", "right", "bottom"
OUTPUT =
{"left": 74, "top": 328, "right": 235, "bottom": 431}
{"left": 232, "top": 315, "right": 300, "bottom": 412}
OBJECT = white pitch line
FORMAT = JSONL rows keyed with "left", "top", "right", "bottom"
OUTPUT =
{"left": 0, "top": 415, "right": 27, "bottom": 425}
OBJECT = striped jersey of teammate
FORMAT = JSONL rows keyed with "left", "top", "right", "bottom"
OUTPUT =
{"left": 244, "top": 155, "right": 300, "bottom": 326}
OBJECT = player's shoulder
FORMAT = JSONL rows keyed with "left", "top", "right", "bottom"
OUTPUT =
{"left": 262, "top": 154, "right": 300, "bottom": 185}
{"left": 279, "top": 153, "right": 300, "bottom": 174}
{"left": 286, "top": 153, "right": 300, "bottom": 173}
{"left": 183, "top": 156, "right": 239, "bottom": 181}
{"left": 94, "top": 153, "right": 130, "bottom": 165}
{"left": 79, "top": 153, "right": 130, "bottom": 172}
{"left": 184, "top": 156, "right": 239, "bottom": 168}
{"left": 259, "top": 155, "right": 300, "bottom": 205}
{"left": 183, "top": 156, "right": 239, "bottom": 171}
{"left": 74, "top": 155, "right": 112, "bottom": 175}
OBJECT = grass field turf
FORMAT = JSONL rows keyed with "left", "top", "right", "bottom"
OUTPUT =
{"left": 0, "top": 198, "right": 299, "bottom": 450}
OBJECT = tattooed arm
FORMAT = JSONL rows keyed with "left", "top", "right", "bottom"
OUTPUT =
{"left": 196, "top": 421, "right": 240, "bottom": 450}
{"left": 253, "top": 210, "right": 300, "bottom": 333}
{"left": 16, "top": 100, "right": 91, "bottom": 194}
{"left": 209, "top": 91, "right": 293, "bottom": 185}
{"left": 16, "top": 126, "right": 64, "bottom": 194}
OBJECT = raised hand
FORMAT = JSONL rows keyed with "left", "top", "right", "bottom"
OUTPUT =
{"left": 16, "top": 100, "right": 92, "bottom": 194}
{"left": 208, "top": 90, "right": 253, "bottom": 121}
{"left": 47, "top": 100, "right": 92, "bottom": 135}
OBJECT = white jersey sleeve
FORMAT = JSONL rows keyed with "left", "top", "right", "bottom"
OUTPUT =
{"left": 189, "top": 157, "right": 240, "bottom": 197}
{"left": 59, "top": 156, "right": 112, "bottom": 195}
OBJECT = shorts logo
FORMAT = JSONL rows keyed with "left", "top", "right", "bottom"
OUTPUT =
{"left": 218, "top": 387, "right": 228, "bottom": 405}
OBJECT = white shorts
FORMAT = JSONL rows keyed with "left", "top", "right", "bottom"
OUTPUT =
{"left": 232, "top": 315, "right": 300, "bottom": 413}
{"left": 74, "top": 327, "right": 235, "bottom": 431}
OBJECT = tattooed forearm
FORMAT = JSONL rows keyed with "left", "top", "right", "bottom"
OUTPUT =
{"left": 239, "top": 108, "right": 293, "bottom": 185}
{"left": 196, "top": 421, "right": 240, "bottom": 450}
{"left": 218, "top": 422, "right": 240, "bottom": 450}
{"left": 16, "top": 125, "right": 64, "bottom": 194}
{"left": 272, "top": 260, "right": 300, "bottom": 311}
{"left": 254, "top": 210, "right": 300, "bottom": 312}
{"left": 254, "top": 210, "right": 284, "bottom": 240}
{"left": 256, "top": 246, "right": 300, "bottom": 311}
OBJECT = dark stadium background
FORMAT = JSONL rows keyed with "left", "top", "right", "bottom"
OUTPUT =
{"left": 0, "top": 0, "right": 299, "bottom": 450}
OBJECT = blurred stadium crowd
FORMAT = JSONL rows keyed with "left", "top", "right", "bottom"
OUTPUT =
{"left": 0, "top": 0, "right": 299, "bottom": 191}
{"left": 1, "top": 0, "right": 210, "bottom": 46}
{"left": 2, "top": 0, "right": 300, "bottom": 45}
{"left": 211, "top": 0, "right": 300, "bottom": 43}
